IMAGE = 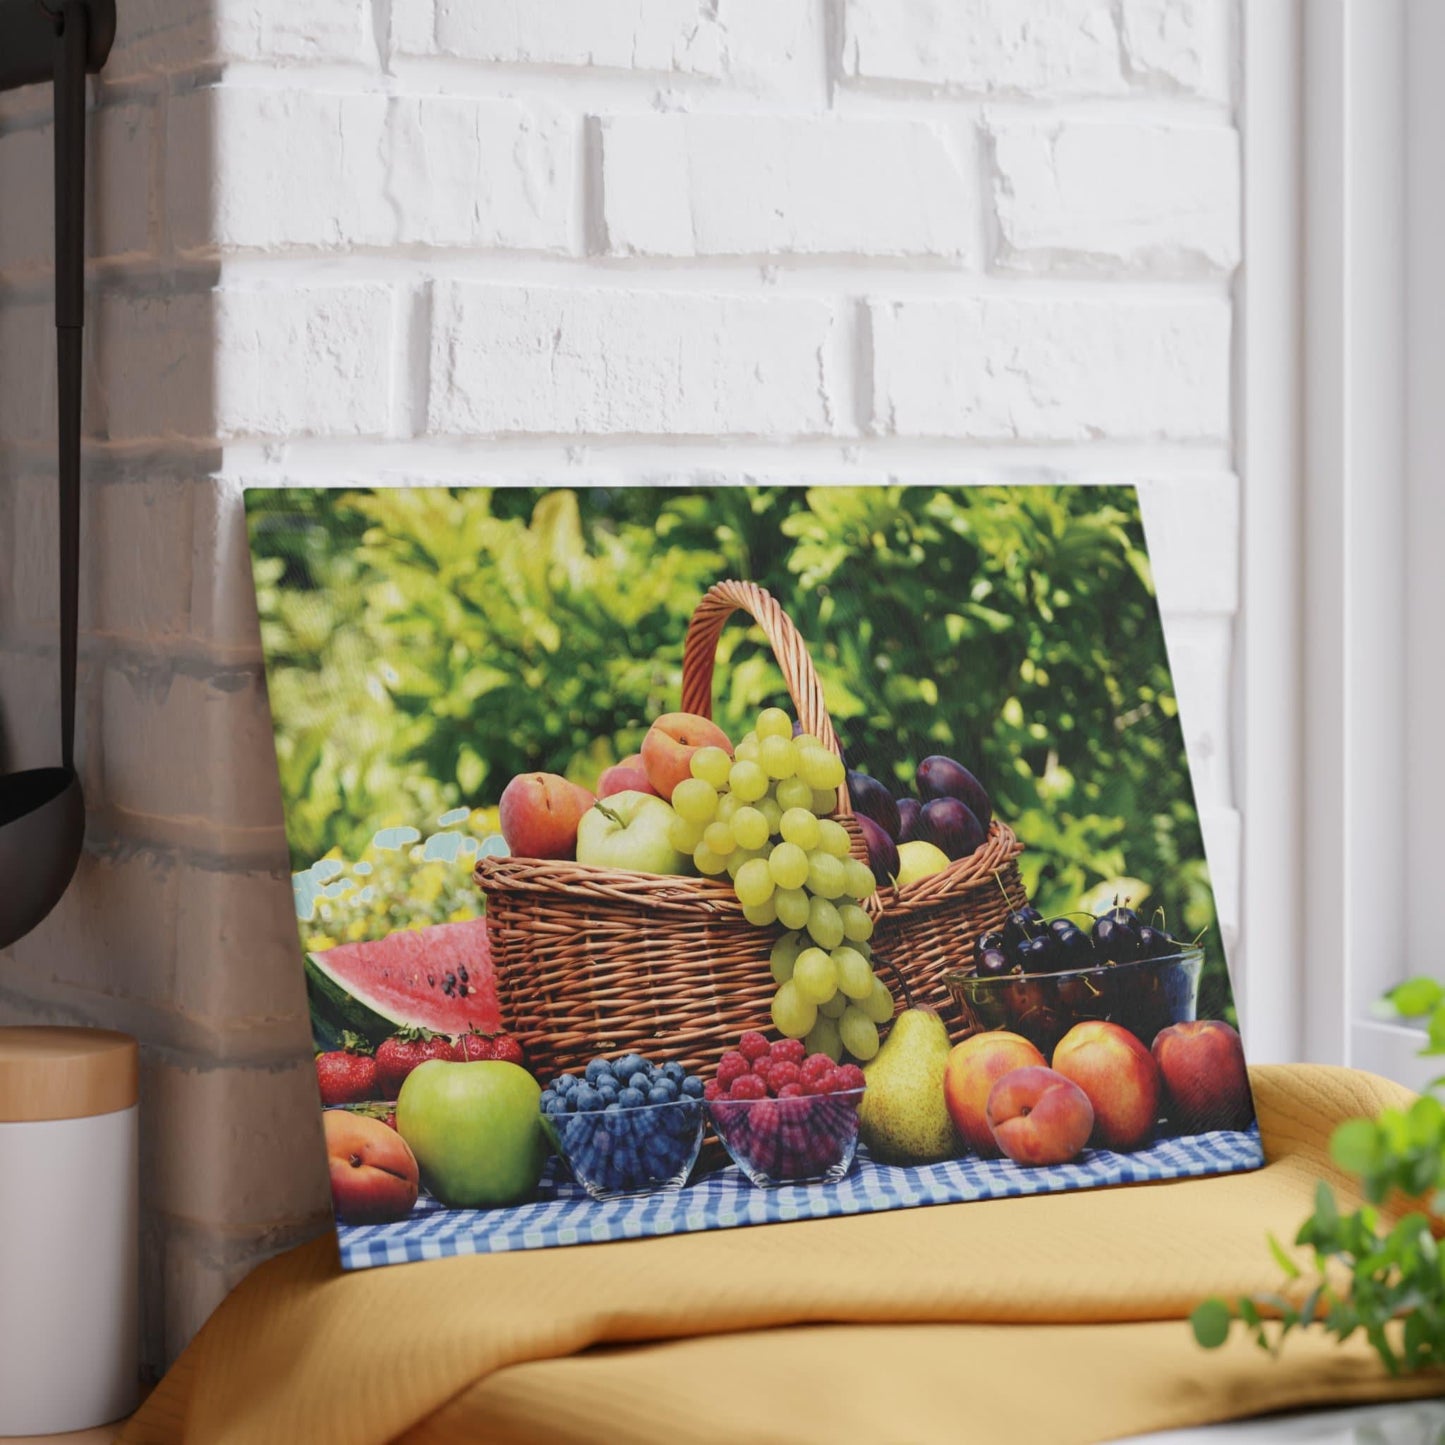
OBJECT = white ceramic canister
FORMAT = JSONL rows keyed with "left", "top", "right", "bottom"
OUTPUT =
{"left": 0, "top": 1027, "right": 139, "bottom": 1435}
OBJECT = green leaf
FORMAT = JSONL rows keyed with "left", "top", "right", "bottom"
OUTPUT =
{"left": 1267, "top": 1233, "right": 1302, "bottom": 1280}
{"left": 1330, "top": 1118, "right": 1380, "bottom": 1176}
{"left": 1387, "top": 977, "right": 1445, "bottom": 1019}
{"left": 1191, "top": 1298, "right": 1234, "bottom": 1350}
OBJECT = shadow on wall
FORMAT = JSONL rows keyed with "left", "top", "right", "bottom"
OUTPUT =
{"left": 0, "top": 1, "right": 328, "bottom": 1376}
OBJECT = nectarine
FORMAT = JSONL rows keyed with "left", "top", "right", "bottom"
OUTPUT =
{"left": 943, "top": 1031, "right": 1046, "bottom": 1157}
{"left": 324, "top": 1109, "right": 419, "bottom": 1224}
{"left": 1052, "top": 1019, "right": 1160, "bottom": 1152}
{"left": 598, "top": 754, "right": 657, "bottom": 799}
{"left": 640, "top": 713, "right": 733, "bottom": 801}
{"left": 498, "top": 772, "right": 595, "bottom": 859}
{"left": 1152, "top": 1020, "right": 1253, "bottom": 1133}
{"left": 986, "top": 1066, "right": 1094, "bottom": 1167}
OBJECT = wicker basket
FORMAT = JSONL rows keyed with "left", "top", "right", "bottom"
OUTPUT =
{"left": 475, "top": 580, "right": 1026, "bottom": 1080}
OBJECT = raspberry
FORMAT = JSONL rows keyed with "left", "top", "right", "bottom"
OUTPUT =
{"left": 703, "top": 1079, "right": 721, "bottom": 1101}
{"left": 751, "top": 1058, "right": 773, "bottom": 1088}
{"left": 729, "top": 1074, "right": 767, "bottom": 1101}
{"left": 738, "top": 1031, "right": 771, "bottom": 1063}
{"left": 769, "top": 1038, "right": 806, "bottom": 1065}
{"left": 766, "top": 1061, "right": 801, "bottom": 1093}
{"left": 716, "top": 1051, "right": 749, "bottom": 1088}
{"left": 801, "top": 1053, "right": 834, "bottom": 1085}
{"left": 834, "top": 1064, "right": 866, "bottom": 1092}
{"left": 804, "top": 1070, "right": 839, "bottom": 1096}
{"left": 776, "top": 1082, "right": 805, "bottom": 1099}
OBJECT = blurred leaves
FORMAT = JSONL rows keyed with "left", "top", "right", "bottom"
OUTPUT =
{"left": 247, "top": 483, "right": 1223, "bottom": 1007}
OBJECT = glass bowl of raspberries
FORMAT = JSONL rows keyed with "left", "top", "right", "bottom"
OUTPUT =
{"left": 540, "top": 1054, "right": 706, "bottom": 1201}
{"left": 704, "top": 1032, "right": 866, "bottom": 1188}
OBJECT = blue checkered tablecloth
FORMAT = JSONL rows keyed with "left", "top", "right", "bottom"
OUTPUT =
{"left": 337, "top": 1127, "right": 1263, "bottom": 1270}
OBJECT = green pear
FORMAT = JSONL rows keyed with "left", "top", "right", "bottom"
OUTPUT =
{"left": 858, "top": 1008, "right": 961, "bottom": 1165}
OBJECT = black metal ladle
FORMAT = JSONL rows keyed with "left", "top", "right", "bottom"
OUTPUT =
{"left": 0, "top": 0, "right": 114, "bottom": 948}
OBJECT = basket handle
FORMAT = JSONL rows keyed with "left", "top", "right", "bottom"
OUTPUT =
{"left": 681, "top": 580, "right": 853, "bottom": 819}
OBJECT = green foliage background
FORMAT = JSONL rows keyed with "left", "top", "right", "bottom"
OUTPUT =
{"left": 247, "top": 484, "right": 1231, "bottom": 1020}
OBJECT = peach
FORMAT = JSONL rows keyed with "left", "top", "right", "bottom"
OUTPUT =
{"left": 498, "top": 772, "right": 595, "bottom": 859}
{"left": 640, "top": 712, "right": 733, "bottom": 801}
{"left": 943, "top": 1031, "right": 1046, "bottom": 1157}
{"left": 1152, "top": 1020, "right": 1254, "bottom": 1133}
{"left": 598, "top": 754, "right": 657, "bottom": 799}
{"left": 1052, "top": 1019, "right": 1161, "bottom": 1153}
{"left": 986, "top": 1066, "right": 1094, "bottom": 1167}
{"left": 324, "top": 1110, "right": 419, "bottom": 1224}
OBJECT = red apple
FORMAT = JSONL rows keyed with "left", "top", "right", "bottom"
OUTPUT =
{"left": 598, "top": 753, "right": 657, "bottom": 799}
{"left": 1152, "top": 1020, "right": 1253, "bottom": 1133}
{"left": 986, "top": 1066, "right": 1094, "bottom": 1167}
{"left": 640, "top": 712, "right": 733, "bottom": 801}
{"left": 943, "top": 1031, "right": 1046, "bottom": 1157}
{"left": 1052, "top": 1019, "right": 1161, "bottom": 1153}
{"left": 324, "top": 1109, "right": 419, "bottom": 1224}
{"left": 498, "top": 772, "right": 595, "bottom": 859}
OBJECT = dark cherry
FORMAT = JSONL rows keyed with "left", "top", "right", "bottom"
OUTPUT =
{"left": 1092, "top": 914, "right": 1141, "bottom": 964}
{"left": 1102, "top": 903, "right": 1142, "bottom": 930}
{"left": 1053, "top": 924, "right": 1096, "bottom": 970}
{"left": 1056, "top": 974, "right": 1105, "bottom": 1014}
{"left": 976, "top": 947, "right": 1014, "bottom": 979}
{"left": 1047, "top": 917, "right": 1077, "bottom": 940}
{"left": 976, "top": 929, "right": 1007, "bottom": 958}
{"left": 1016, "top": 933, "right": 1058, "bottom": 974}
{"left": 1135, "top": 925, "right": 1178, "bottom": 960}
{"left": 1003, "top": 906, "right": 1044, "bottom": 948}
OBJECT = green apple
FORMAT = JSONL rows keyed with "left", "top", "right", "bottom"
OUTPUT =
{"left": 575, "top": 790, "right": 688, "bottom": 874}
{"left": 396, "top": 1060, "right": 547, "bottom": 1208}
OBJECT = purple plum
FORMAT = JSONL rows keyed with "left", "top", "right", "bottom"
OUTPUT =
{"left": 854, "top": 814, "right": 900, "bottom": 887}
{"left": 916, "top": 797, "right": 986, "bottom": 861}
{"left": 915, "top": 756, "right": 992, "bottom": 831}
{"left": 846, "top": 770, "right": 901, "bottom": 840}
{"left": 895, "top": 797, "right": 922, "bottom": 842}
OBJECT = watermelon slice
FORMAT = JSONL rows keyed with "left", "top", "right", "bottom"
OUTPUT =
{"left": 305, "top": 918, "right": 502, "bottom": 1049}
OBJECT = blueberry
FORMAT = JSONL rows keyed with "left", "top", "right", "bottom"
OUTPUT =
{"left": 554, "top": 1074, "right": 577, "bottom": 1094}
{"left": 574, "top": 1084, "right": 603, "bottom": 1112}
{"left": 616, "top": 1054, "right": 646, "bottom": 1078}
{"left": 661, "top": 1061, "right": 686, "bottom": 1084}
{"left": 647, "top": 1084, "right": 673, "bottom": 1106}
{"left": 597, "top": 1078, "right": 620, "bottom": 1100}
{"left": 681, "top": 1076, "right": 704, "bottom": 1099}
{"left": 604, "top": 1100, "right": 621, "bottom": 1112}
{"left": 585, "top": 1058, "right": 611, "bottom": 1084}
{"left": 627, "top": 1070, "right": 652, "bottom": 1094}
{"left": 618, "top": 1087, "right": 645, "bottom": 1109}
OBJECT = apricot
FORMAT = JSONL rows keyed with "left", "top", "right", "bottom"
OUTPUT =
{"left": 324, "top": 1109, "right": 419, "bottom": 1225}
{"left": 640, "top": 713, "right": 733, "bottom": 801}
{"left": 987, "top": 1066, "right": 1094, "bottom": 1167}
{"left": 1052, "top": 1019, "right": 1161, "bottom": 1152}
{"left": 498, "top": 772, "right": 595, "bottom": 859}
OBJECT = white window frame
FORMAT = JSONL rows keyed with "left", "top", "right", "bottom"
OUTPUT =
{"left": 1239, "top": 0, "right": 1436, "bottom": 1089}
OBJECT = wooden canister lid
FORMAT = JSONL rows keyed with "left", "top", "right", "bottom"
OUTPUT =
{"left": 0, "top": 1027, "right": 138, "bottom": 1122}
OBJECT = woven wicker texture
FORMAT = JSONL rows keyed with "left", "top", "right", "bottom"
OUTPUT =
{"left": 476, "top": 581, "right": 1026, "bottom": 1078}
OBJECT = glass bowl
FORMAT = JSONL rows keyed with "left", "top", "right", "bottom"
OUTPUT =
{"left": 945, "top": 948, "right": 1204, "bottom": 1059}
{"left": 706, "top": 1088, "right": 865, "bottom": 1188}
{"left": 542, "top": 1097, "right": 705, "bottom": 1201}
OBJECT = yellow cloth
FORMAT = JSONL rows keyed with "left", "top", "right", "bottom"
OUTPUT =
{"left": 122, "top": 1066, "right": 1445, "bottom": 1445}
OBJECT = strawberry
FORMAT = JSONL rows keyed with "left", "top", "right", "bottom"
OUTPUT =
{"left": 453, "top": 1030, "right": 525, "bottom": 1066}
{"left": 375, "top": 1027, "right": 454, "bottom": 1098}
{"left": 315, "top": 1033, "right": 377, "bottom": 1106}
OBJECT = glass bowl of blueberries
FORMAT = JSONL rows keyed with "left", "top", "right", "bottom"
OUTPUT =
{"left": 944, "top": 903, "right": 1203, "bottom": 1057}
{"left": 540, "top": 1053, "right": 706, "bottom": 1201}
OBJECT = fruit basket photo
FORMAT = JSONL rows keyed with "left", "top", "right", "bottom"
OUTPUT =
{"left": 475, "top": 580, "right": 1026, "bottom": 1081}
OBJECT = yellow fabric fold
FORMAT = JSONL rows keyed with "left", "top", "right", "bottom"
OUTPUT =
{"left": 121, "top": 1065, "right": 1445, "bottom": 1445}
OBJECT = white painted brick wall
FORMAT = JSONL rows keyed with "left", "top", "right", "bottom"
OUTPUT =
{"left": 0, "top": 0, "right": 1244, "bottom": 1373}
{"left": 600, "top": 114, "right": 973, "bottom": 259}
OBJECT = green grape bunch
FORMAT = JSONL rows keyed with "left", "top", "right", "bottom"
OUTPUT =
{"left": 671, "top": 707, "right": 895, "bottom": 1063}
